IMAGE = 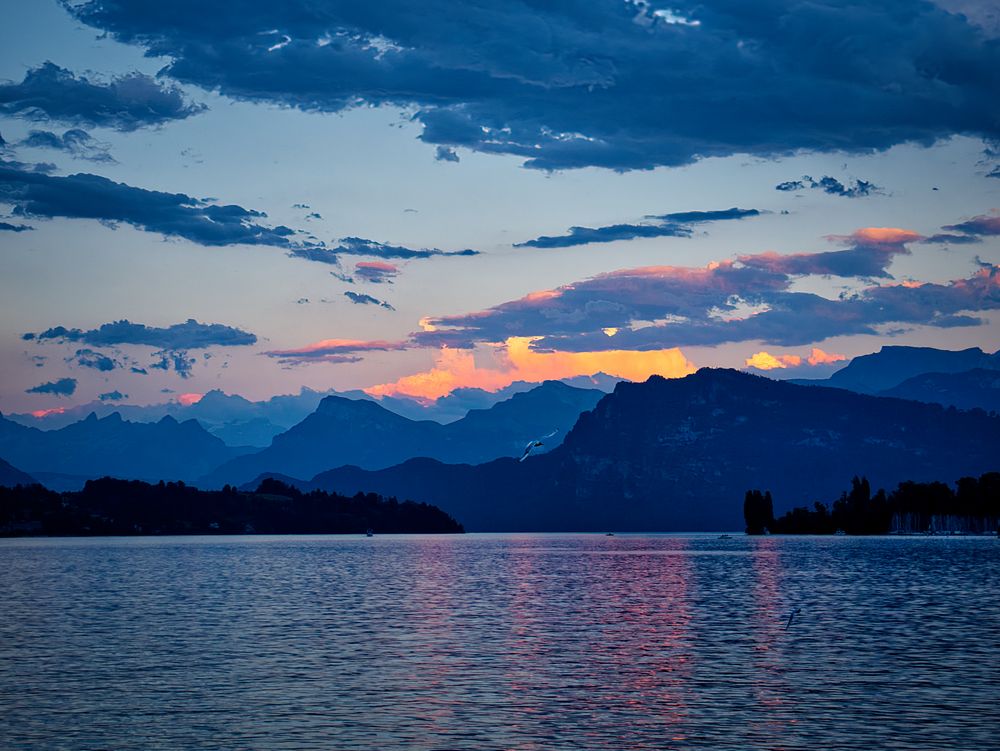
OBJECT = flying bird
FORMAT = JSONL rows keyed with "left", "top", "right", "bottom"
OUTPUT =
{"left": 785, "top": 607, "right": 802, "bottom": 631}
{"left": 519, "top": 430, "right": 558, "bottom": 462}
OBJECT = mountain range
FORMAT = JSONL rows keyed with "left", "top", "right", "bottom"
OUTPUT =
{"left": 4, "top": 347, "right": 999, "bottom": 531}
{"left": 0, "top": 412, "right": 249, "bottom": 489}
{"left": 7, "top": 374, "right": 621, "bottom": 445}
{"left": 289, "top": 369, "right": 1000, "bottom": 531}
{"left": 880, "top": 368, "right": 1000, "bottom": 413}
{"left": 791, "top": 345, "right": 1000, "bottom": 394}
{"left": 201, "top": 380, "right": 605, "bottom": 488}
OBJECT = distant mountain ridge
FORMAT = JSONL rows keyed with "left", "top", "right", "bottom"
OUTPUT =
{"left": 6, "top": 387, "right": 344, "bottom": 447}
{"left": 880, "top": 368, "right": 1000, "bottom": 413}
{"left": 299, "top": 369, "right": 1000, "bottom": 531}
{"left": 792, "top": 345, "right": 1000, "bottom": 393}
{"left": 0, "top": 411, "right": 250, "bottom": 486}
{"left": 0, "top": 457, "right": 35, "bottom": 488}
{"left": 8, "top": 374, "right": 623, "bottom": 443}
{"left": 201, "top": 380, "right": 605, "bottom": 488}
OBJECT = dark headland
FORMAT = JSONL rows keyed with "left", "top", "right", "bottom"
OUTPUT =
{"left": 0, "top": 477, "right": 463, "bottom": 537}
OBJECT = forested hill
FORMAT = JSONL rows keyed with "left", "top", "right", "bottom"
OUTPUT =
{"left": 0, "top": 478, "right": 463, "bottom": 536}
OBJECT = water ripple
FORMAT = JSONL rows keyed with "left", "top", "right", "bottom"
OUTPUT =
{"left": 0, "top": 534, "right": 997, "bottom": 750}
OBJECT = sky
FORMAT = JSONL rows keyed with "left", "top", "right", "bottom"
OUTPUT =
{"left": 1, "top": 0, "right": 999, "bottom": 413}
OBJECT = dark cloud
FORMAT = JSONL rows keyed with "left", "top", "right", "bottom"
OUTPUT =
{"left": 263, "top": 338, "right": 407, "bottom": 364}
{"left": 775, "top": 175, "right": 881, "bottom": 198}
{"left": 0, "top": 160, "right": 477, "bottom": 266}
{"left": 19, "top": 128, "right": 114, "bottom": 163}
{"left": 99, "top": 390, "right": 127, "bottom": 401}
{"left": 517, "top": 207, "right": 760, "bottom": 249}
{"left": 0, "top": 62, "right": 204, "bottom": 130}
{"left": 435, "top": 146, "right": 460, "bottom": 162}
{"left": 70, "top": 348, "right": 118, "bottom": 371}
{"left": 330, "top": 270, "right": 355, "bottom": 283}
{"left": 738, "top": 228, "right": 920, "bottom": 279}
{"left": 26, "top": 377, "right": 77, "bottom": 396}
{"left": 290, "top": 236, "right": 478, "bottom": 263}
{"left": 941, "top": 213, "right": 1000, "bottom": 237}
{"left": 0, "top": 221, "right": 32, "bottom": 231}
{"left": 28, "top": 319, "right": 257, "bottom": 349}
{"left": 150, "top": 349, "right": 196, "bottom": 378}
{"left": 0, "top": 158, "right": 56, "bottom": 174}
{"left": 988, "top": 166, "right": 1000, "bottom": 179}
{"left": 922, "top": 233, "right": 983, "bottom": 245}
{"left": 64, "top": 1, "right": 1000, "bottom": 171}
{"left": 0, "top": 161, "right": 307, "bottom": 249}
{"left": 411, "top": 228, "right": 1000, "bottom": 351}
{"left": 344, "top": 291, "right": 395, "bottom": 310}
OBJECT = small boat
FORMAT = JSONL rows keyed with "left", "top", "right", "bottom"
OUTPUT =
{"left": 605, "top": 532, "right": 615, "bottom": 536}
{"left": 718, "top": 534, "right": 732, "bottom": 539}
{"left": 834, "top": 529, "right": 846, "bottom": 536}
{"left": 365, "top": 528, "right": 374, "bottom": 537}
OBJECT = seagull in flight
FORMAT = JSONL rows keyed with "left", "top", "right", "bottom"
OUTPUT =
{"left": 785, "top": 607, "right": 802, "bottom": 631}
{"left": 520, "top": 430, "right": 558, "bottom": 462}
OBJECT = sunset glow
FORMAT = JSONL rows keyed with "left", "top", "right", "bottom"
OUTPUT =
{"left": 746, "top": 348, "right": 846, "bottom": 371}
{"left": 367, "top": 336, "right": 696, "bottom": 401}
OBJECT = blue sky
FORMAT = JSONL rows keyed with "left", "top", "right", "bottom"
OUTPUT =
{"left": 1, "top": 0, "right": 998, "bottom": 411}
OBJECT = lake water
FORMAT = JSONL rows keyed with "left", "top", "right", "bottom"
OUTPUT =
{"left": 0, "top": 534, "right": 997, "bottom": 750}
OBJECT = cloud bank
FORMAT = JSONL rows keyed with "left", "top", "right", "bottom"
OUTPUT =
{"left": 65, "top": 0, "right": 1000, "bottom": 170}
{"left": 413, "top": 227, "right": 999, "bottom": 352}
{"left": 25, "top": 319, "right": 257, "bottom": 349}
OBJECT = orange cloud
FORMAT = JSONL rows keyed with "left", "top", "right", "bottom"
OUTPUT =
{"left": 356, "top": 261, "right": 398, "bottom": 272}
{"left": 849, "top": 227, "right": 923, "bottom": 245}
{"left": 30, "top": 407, "right": 67, "bottom": 418}
{"left": 178, "top": 392, "right": 204, "bottom": 406}
{"left": 367, "top": 336, "right": 695, "bottom": 401}
{"left": 745, "top": 351, "right": 802, "bottom": 370}
{"left": 747, "top": 348, "right": 847, "bottom": 370}
{"left": 806, "top": 348, "right": 847, "bottom": 366}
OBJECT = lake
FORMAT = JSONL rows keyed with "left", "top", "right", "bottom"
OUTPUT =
{"left": 0, "top": 534, "right": 997, "bottom": 750}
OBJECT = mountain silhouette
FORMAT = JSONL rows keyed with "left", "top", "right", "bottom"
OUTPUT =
{"left": 201, "top": 381, "right": 604, "bottom": 488}
{"left": 299, "top": 369, "right": 1000, "bottom": 531}
{"left": 0, "top": 412, "right": 250, "bottom": 487}
{"left": 0, "top": 457, "right": 35, "bottom": 488}
{"left": 792, "top": 345, "right": 1000, "bottom": 393}
{"left": 7, "top": 375, "right": 621, "bottom": 444}
{"left": 879, "top": 368, "right": 1000, "bottom": 413}
{"left": 5, "top": 387, "right": 343, "bottom": 447}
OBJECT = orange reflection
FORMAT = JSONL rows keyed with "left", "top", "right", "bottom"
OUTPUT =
{"left": 747, "top": 537, "right": 792, "bottom": 743}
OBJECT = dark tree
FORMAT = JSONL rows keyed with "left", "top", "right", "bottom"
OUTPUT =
{"left": 743, "top": 489, "right": 774, "bottom": 534}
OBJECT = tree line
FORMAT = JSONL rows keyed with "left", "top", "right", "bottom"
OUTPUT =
{"left": 745, "top": 472, "right": 1000, "bottom": 535}
{"left": 0, "top": 477, "right": 464, "bottom": 536}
